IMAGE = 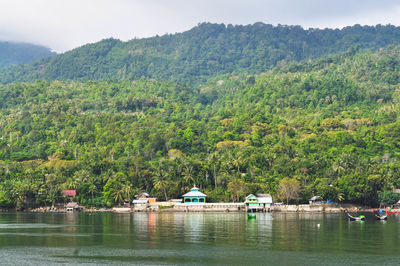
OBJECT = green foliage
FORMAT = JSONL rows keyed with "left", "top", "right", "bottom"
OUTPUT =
{"left": 378, "top": 191, "right": 400, "bottom": 206}
{"left": 2, "top": 23, "right": 400, "bottom": 84}
{"left": 314, "top": 178, "right": 339, "bottom": 201}
{"left": 103, "top": 172, "right": 130, "bottom": 207}
{"left": 227, "top": 179, "right": 248, "bottom": 202}
{"left": 0, "top": 46, "right": 400, "bottom": 208}
{"left": 279, "top": 178, "right": 300, "bottom": 205}
{"left": 0, "top": 190, "right": 12, "bottom": 207}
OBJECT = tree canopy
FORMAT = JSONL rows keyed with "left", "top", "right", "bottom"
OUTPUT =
{"left": 1, "top": 30, "right": 400, "bottom": 208}
{"left": 2, "top": 23, "right": 400, "bottom": 84}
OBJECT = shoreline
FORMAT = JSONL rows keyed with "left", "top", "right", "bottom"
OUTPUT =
{"left": 1, "top": 203, "right": 375, "bottom": 214}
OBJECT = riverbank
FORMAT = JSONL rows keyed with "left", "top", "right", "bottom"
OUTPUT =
{"left": 17, "top": 202, "right": 375, "bottom": 213}
{"left": 272, "top": 203, "right": 371, "bottom": 213}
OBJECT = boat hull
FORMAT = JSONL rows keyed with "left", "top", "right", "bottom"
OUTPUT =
{"left": 375, "top": 215, "right": 387, "bottom": 220}
{"left": 247, "top": 214, "right": 256, "bottom": 220}
{"left": 347, "top": 214, "right": 365, "bottom": 221}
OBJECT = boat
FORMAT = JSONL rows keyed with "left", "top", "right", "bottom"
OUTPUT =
{"left": 375, "top": 214, "right": 388, "bottom": 220}
{"left": 247, "top": 214, "right": 256, "bottom": 220}
{"left": 347, "top": 213, "right": 365, "bottom": 221}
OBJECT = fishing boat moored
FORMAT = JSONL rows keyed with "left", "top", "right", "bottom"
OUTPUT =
{"left": 375, "top": 214, "right": 387, "bottom": 220}
{"left": 247, "top": 214, "right": 256, "bottom": 220}
{"left": 347, "top": 213, "right": 366, "bottom": 221}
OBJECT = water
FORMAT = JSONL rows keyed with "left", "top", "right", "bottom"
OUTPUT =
{"left": 0, "top": 212, "right": 399, "bottom": 265}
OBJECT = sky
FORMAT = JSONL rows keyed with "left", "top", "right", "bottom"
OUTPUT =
{"left": 0, "top": 0, "right": 400, "bottom": 53}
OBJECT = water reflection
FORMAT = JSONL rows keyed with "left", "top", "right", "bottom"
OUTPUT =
{"left": 0, "top": 212, "right": 399, "bottom": 265}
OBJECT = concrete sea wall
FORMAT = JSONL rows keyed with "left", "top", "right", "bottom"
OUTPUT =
{"left": 273, "top": 204, "right": 344, "bottom": 212}
{"left": 173, "top": 203, "right": 245, "bottom": 212}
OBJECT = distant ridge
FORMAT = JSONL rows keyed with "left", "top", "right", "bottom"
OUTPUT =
{"left": 1, "top": 22, "right": 400, "bottom": 84}
{"left": 0, "top": 41, "right": 55, "bottom": 69}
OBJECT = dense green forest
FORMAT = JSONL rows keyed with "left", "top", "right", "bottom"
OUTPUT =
{"left": 2, "top": 23, "right": 400, "bottom": 84}
{"left": 1, "top": 46, "right": 400, "bottom": 208}
{"left": 0, "top": 41, "right": 55, "bottom": 69}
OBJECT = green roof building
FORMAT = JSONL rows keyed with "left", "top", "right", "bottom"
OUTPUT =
{"left": 245, "top": 194, "right": 259, "bottom": 207}
{"left": 182, "top": 187, "right": 207, "bottom": 203}
{"left": 245, "top": 194, "right": 273, "bottom": 212}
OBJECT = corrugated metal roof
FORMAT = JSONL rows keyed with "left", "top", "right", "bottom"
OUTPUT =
{"left": 246, "top": 194, "right": 257, "bottom": 199}
{"left": 62, "top": 190, "right": 76, "bottom": 197}
{"left": 182, "top": 187, "right": 207, "bottom": 197}
{"left": 132, "top": 200, "right": 148, "bottom": 204}
{"left": 255, "top": 194, "right": 272, "bottom": 203}
{"left": 257, "top": 197, "right": 273, "bottom": 204}
{"left": 65, "top": 202, "right": 78, "bottom": 208}
{"left": 182, "top": 191, "right": 207, "bottom": 197}
{"left": 255, "top": 193, "right": 271, "bottom": 198}
{"left": 310, "top": 196, "right": 322, "bottom": 201}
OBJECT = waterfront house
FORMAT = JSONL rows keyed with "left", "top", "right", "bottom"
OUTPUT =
{"left": 135, "top": 192, "right": 157, "bottom": 203}
{"left": 245, "top": 194, "right": 259, "bottom": 207}
{"left": 182, "top": 187, "right": 207, "bottom": 203}
{"left": 132, "top": 199, "right": 148, "bottom": 204}
{"left": 245, "top": 193, "right": 273, "bottom": 212}
{"left": 255, "top": 193, "right": 273, "bottom": 208}
{"left": 309, "top": 196, "right": 323, "bottom": 204}
{"left": 137, "top": 192, "right": 150, "bottom": 198}
{"left": 65, "top": 202, "right": 79, "bottom": 212}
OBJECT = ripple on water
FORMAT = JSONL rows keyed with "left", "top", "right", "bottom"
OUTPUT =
{"left": 0, "top": 223, "right": 67, "bottom": 229}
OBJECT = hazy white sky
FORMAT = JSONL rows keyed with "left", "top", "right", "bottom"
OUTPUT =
{"left": 0, "top": 0, "right": 399, "bottom": 52}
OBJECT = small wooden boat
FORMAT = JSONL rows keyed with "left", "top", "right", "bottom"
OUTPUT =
{"left": 247, "top": 214, "right": 256, "bottom": 220}
{"left": 347, "top": 213, "right": 365, "bottom": 221}
{"left": 375, "top": 214, "right": 387, "bottom": 220}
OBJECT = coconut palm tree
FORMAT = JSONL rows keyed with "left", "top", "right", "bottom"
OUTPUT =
{"left": 123, "top": 183, "right": 132, "bottom": 205}
{"left": 112, "top": 188, "right": 124, "bottom": 206}
{"left": 88, "top": 183, "right": 97, "bottom": 207}
{"left": 152, "top": 168, "right": 169, "bottom": 200}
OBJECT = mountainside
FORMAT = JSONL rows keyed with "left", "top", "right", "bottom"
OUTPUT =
{"left": 0, "top": 41, "right": 55, "bottom": 69}
{"left": 0, "top": 47, "right": 400, "bottom": 208}
{"left": 1, "top": 23, "right": 400, "bottom": 84}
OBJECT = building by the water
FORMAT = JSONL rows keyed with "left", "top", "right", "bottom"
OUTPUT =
{"left": 245, "top": 193, "right": 273, "bottom": 212}
{"left": 182, "top": 187, "right": 207, "bottom": 203}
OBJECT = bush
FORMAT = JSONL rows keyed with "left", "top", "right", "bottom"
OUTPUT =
{"left": 378, "top": 191, "right": 400, "bottom": 206}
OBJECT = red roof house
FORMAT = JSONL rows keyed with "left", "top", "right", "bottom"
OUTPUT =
{"left": 61, "top": 190, "right": 76, "bottom": 197}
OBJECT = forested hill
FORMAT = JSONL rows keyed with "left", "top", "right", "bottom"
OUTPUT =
{"left": 1, "top": 23, "right": 400, "bottom": 84}
{"left": 0, "top": 41, "right": 55, "bottom": 69}
{"left": 1, "top": 47, "right": 400, "bottom": 208}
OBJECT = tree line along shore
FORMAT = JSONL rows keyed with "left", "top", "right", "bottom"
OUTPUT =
{"left": 1, "top": 26, "right": 400, "bottom": 210}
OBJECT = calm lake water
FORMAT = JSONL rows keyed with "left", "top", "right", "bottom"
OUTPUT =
{"left": 0, "top": 212, "right": 399, "bottom": 265}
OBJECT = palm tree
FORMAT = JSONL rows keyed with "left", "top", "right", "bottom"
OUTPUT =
{"left": 88, "top": 183, "right": 97, "bottom": 208}
{"left": 232, "top": 157, "right": 241, "bottom": 173}
{"left": 152, "top": 168, "right": 169, "bottom": 200}
{"left": 112, "top": 188, "right": 124, "bottom": 206}
{"left": 207, "top": 152, "right": 220, "bottom": 190}
{"left": 183, "top": 164, "right": 194, "bottom": 187}
{"left": 123, "top": 183, "right": 132, "bottom": 205}
{"left": 12, "top": 181, "right": 27, "bottom": 209}
{"left": 64, "top": 177, "right": 79, "bottom": 190}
